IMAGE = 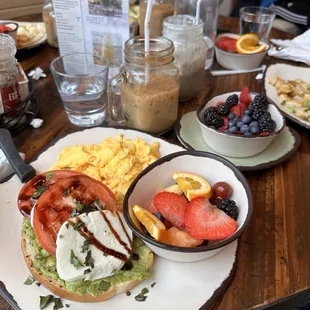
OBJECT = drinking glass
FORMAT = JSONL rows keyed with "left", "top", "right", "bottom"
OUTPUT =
{"left": 50, "top": 53, "right": 109, "bottom": 127}
{"left": 239, "top": 6, "right": 276, "bottom": 42}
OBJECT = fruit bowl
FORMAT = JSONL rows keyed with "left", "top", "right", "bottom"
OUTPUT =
{"left": 196, "top": 91, "right": 285, "bottom": 158}
{"left": 123, "top": 151, "right": 253, "bottom": 263}
{"left": 215, "top": 33, "right": 269, "bottom": 70}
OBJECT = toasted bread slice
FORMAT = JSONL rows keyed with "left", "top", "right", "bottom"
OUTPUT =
{"left": 21, "top": 231, "right": 153, "bottom": 302}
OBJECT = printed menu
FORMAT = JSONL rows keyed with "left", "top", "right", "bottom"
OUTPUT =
{"left": 52, "top": 0, "right": 130, "bottom": 77}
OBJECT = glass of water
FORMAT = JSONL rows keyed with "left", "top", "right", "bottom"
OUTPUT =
{"left": 239, "top": 6, "right": 275, "bottom": 42}
{"left": 50, "top": 53, "right": 109, "bottom": 127}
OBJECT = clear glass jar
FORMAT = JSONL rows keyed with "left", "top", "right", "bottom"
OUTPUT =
{"left": 108, "top": 37, "right": 180, "bottom": 134}
{"left": 140, "top": 0, "right": 175, "bottom": 36}
{"left": 163, "top": 15, "right": 207, "bottom": 102}
{"left": 42, "top": 0, "right": 58, "bottom": 48}
{"left": 0, "top": 34, "right": 20, "bottom": 114}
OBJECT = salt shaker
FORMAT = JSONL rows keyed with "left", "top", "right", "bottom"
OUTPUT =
{"left": 0, "top": 34, "right": 21, "bottom": 114}
{"left": 43, "top": 0, "right": 59, "bottom": 48}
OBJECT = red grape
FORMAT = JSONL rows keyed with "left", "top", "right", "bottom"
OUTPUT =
{"left": 212, "top": 182, "right": 233, "bottom": 200}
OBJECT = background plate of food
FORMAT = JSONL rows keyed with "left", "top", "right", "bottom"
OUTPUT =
{"left": 264, "top": 63, "right": 310, "bottom": 130}
{"left": 0, "top": 127, "right": 238, "bottom": 310}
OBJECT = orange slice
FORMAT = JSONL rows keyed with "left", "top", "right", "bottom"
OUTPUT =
{"left": 172, "top": 172, "right": 212, "bottom": 201}
{"left": 132, "top": 205, "right": 166, "bottom": 240}
{"left": 236, "top": 33, "right": 267, "bottom": 54}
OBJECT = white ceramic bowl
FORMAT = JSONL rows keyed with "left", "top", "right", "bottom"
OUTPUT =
{"left": 215, "top": 33, "right": 269, "bottom": 70}
{"left": 196, "top": 92, "right": 285, "bottom": 158}
{"left": 123, "top": 151, "right": 253, "bottom": 263}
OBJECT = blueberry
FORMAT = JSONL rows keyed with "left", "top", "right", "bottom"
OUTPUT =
{"left": 228, "top": 120, "right": 236, "bottom": 127}
{"left": 244, "top": 109, "right": 252, "bottom": 115}
{"left": 249, "top": 121, "right": 259, "bottom": 128}
{"left": 236, "top": 121, "right": 244, "bottom": 128}
{"left": 240, "top": 124, "right": 249, "bottom": 134}
{"left": 244, "top": 132, "right": 252, "bottom": 136}
{"left": 242, "top": 115, "right": 252, "bottom": 124}
{"left": 154, "top": 212, "right": 164, "bottom": 221}
{"left": 228, "top": 112, "right": 235, "bottom": 120}
{"left": 250, "top": 125, "right": 260, "bottom": 135}
{"left": 228, "top": 126, "right": 238, "bottom": 133}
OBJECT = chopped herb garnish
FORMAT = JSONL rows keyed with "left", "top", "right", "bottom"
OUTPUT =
{"left": 81, "top": 238, "right": 91, "bottom": 253}
{"left": 103, "top": 253, "right": 108, "bottom": 257}
{"left": 131, "top": 253, "right": 139, "bottom": 261}
{"left": 45, "top": 171, "right": 52, "bottom": 181}
{"left": 84, "top": 250, "right": 95, "bottom": 268}
{"left": 32, "top": 186, "right": 46, "bottom": 199}
{"left": 53, "top": 298, "right": 64, "bottom": 310}
{"left": 70, "top": 250, "right": 84, "bottom": 269}
{"left": 24, "top": 276, "right": 35, "bottom": 285}
{"left": 73, "top": 221, "right": 85, "bottom": 230}
{"left": 40, "top": 295, "right": 54, "bottom": 309}
{"left": 65, "top": 223, "right": 69, "bottom": 229}
{"left": 36, "top": 282, "right": 41, "bottom": 287}
{"left": 70, "top": 209, "right": 78, "bottom": 218}
{"left": 63, "top": 188, "right": 68, "bottom": 197}
{"left": 151, "top": 282, "right": 156, "bottom": 288}
{"left": 126, "top": 291, "right": 131, "bottom": 296}
{"left": 134, "top": 287, "right": 149, "bottom": 302}
{"left": 98, "top": 280, "right": 110, "bottom": 291}
{"left": 281, "top": 100, "right": 286, "bottom": 106}
{"left": 84, "top": 268, "right": 91, "bottom": 274}
{"left": 59, "top": 235, "right": 63, "bottom": 239}
{"left": 75, "top": 202, "right": 85, "bottom": 211}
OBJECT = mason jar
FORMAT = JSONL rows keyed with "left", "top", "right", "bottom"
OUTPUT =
{"left": 140, "top": 0, "right": 175, "bottom": 37}
{"left": 163, "top": 15, "right": 207, "bottom": 102}
{"left": 108, "top": 37, "right": 179, "bottom": 134}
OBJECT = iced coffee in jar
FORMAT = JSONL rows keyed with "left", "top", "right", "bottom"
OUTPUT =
{"left": 140, "top": 0, "right": 175, "bottom": 36}
{"left": 108, "top": 37, "right": 179, "bottom": 134}
{"left": 163, "top": 15, "right": 207, "bottom": 101}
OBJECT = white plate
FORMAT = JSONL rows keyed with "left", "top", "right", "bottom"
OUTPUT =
{"left": 0, "top": 127, "right": 237, "bottom": 310}
{"left": 264, "top": 63, "right": 310, "bottom": 130}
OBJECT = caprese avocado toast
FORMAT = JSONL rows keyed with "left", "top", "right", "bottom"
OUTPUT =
{"left": 18, "top": 170, "right": 153, "bottom": 302}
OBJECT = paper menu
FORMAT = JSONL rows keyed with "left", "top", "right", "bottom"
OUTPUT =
{"left": 52, "top": 0, "right": 130, "bottom": 77}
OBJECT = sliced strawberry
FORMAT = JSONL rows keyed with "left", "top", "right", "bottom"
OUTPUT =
{"left": 258, "top": 131, "right": 270, "bottom": 136}
{"left": 239, "top": 102, "right": 247, "bottom": 116}
{"left": 231, "top": 105, "right": 241, "bottom": 118}
{"left": 216, "top": 101, "right": 224, "bottom": 108}
{"left": 216, "top": 37, "right": 237, "bottom": 53}
{"left": 218, "top": 116, "right": 228, "bottom": 132}
{"left": 239, "top": 87, "right": 252, "bottom": 106}
{"left": 184, "top": 197, "right": 237, "bottom": 240}
{"left": 153, "top": 192, "right": 188, "bottom": 229}
{"left": 146, "top": 200, "right": 158, "bottom": 214}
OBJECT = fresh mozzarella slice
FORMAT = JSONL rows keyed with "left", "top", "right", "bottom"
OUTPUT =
{"left": 56, "top": 210, "right": 132, "bottom": 282}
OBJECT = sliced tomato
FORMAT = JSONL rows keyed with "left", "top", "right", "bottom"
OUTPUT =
{"left": 18, "top": 170, "right": 83, "bottom": 218}
{"left": 33, "top": 174, "right": 119, "bottom": 256}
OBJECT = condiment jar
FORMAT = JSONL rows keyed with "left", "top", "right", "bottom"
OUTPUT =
{"left": 163, "top": 15, "right": 207, "bottom": 102}
{"left": 140, "top": 0, "right": 175, "bottom": 37}
{"left": 108, "top": 37, "right": 179, "bottom": 134}
{"left": 42, "top": 0, "right": 58, "bottom": 48}
{"left": 0, "top": 34, "right": 21, "bottom": 114}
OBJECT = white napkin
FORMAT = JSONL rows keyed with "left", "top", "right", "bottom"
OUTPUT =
{"left": 268, "top": 29, "right": 310, "bottom": 66}
{"left": 0, "top": 149, "right": 25, "bottom": 182}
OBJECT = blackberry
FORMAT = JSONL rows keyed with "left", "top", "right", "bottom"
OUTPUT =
{"left": 259, "top": 117, "right": 276, "bottom": 133}
{"left": 217, "top": 102, "right": 231, "bottom": 115}
{"left": 252, "top": 95, "right": 269, "bottom": 109}
{"left": 205, "top": 112, "right": 224, "bottom": 128}
{"left": 204, "top": 107, "right": 217, "bottom": 118}
{"left": 216, "top": 199, "right": 239, "bottom": 220}
{"left": 252, "top": 107, "right": 267, "bottom": 120}
{"left": 226, "top": 94, "right": 239, "bottom": 107}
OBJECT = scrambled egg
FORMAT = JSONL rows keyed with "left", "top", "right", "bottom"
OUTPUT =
{"left": 52, "top": 135, "right": 160, "bottom": 205}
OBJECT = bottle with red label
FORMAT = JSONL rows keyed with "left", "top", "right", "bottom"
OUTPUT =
{"left": 0, "top": 34, "right": 21, "bottom": 115}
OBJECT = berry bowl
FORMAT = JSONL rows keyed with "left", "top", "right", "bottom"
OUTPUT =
{"left": 196, "top": 90, "right": 285, "bottom": 158}
{"left": 215, "top": 33, "right": 269, "bottom": 70}
{"left": 123, "top": 151, "right": 253, "bottom": 263}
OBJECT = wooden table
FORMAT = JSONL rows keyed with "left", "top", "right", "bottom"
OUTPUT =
{"left": 1, "top": 14, "right": 310, "bottom": 310}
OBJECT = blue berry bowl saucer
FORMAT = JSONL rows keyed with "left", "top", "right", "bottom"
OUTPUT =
{"left": 175, "top": 111, "right": 300, "bottom": 171}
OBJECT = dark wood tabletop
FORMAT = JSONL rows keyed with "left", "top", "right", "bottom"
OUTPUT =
{"left": 1, "top": 14, "right": 310, "bottom": 310}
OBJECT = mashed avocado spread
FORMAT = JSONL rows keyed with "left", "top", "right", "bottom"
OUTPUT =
{"left": 22, "top": 219, "right": 152, "bottom": 296}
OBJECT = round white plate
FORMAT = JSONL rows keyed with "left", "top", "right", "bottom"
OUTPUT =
{"left": 0, "top": 127, "right": 237, "bottom": 310}
{"left": 263, "top": 63, "right": 310, "bottom": 130}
